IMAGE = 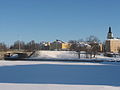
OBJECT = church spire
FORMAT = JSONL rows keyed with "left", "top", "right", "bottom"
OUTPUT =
{"left": 108, "top": 27, "right": 112, "bottom": 33}
{"left": 107, "top": 27, "right": 114, "bottom": 39}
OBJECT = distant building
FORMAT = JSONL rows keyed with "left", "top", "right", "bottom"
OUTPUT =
{"left": 106, "top": 39, "right": 120, "bottom": 53}
{"left": 40, "top": 42, "right": 50, "bottom": 50}
{"left": 99, "top": 43, "right": 103, "bottom": 52}
{"left": 105, "top": 27, "right": 120, "bottom": 53}
{"left": 50, "top": 40, "right": 71, "bottom": 50}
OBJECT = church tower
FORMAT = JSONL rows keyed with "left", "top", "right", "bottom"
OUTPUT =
{"left": 107, "top": 27, "right": 114, "bottom": 39}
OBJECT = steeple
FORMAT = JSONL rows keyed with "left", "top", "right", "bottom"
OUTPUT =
{"left": 107, "top": 27, "right": 114, "bottom": 39}
{"left": 108, "top": 27, "right": 112, "bottom": 33}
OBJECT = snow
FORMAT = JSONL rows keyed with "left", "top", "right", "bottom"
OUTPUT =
{"left": 0, "top": 60, "right": 120, "bottom": 90}
{"left": 96, "top": 55, "right": 120, "bottom": 61}
{"left": 30, "top": 51, "right": 120, "bottom": 61}
{"left": 30, "top": 51, "right": 79, "bottom": 59}
{"left": 0, "top": 83, "right": 119, "bottom": 90}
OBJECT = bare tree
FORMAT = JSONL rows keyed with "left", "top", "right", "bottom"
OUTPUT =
{"left": 10, "top": 40, "right": 40, "bottom": 52}
{"left": 68, "top": 40, "right": 78, "bottom": 51}
{"left": 90, "top": 43, "right": 100, "bottom": 58}
{"left": 86, "top": 35, "right": 100, "bottom": 43}
{"left": 24, "top": 40, "right": 40, "bottom": 51}
{"left": 86, "top": 35, "right": 100, "bottom": 58}
{"left": 0, "top": 42, "right": 8, "bottom": 51}
{"left": 69, "top": 40, "right": 86, "bottom": 59}
{"left": 10, "top": 40, "right": 25, "bottom": 50}
{"left": 84, "top": 44, "right": 91, "bottom": 58}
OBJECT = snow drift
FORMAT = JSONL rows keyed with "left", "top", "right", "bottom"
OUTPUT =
{"left": 30, "top": 51, "right": 79, "bottom": 59}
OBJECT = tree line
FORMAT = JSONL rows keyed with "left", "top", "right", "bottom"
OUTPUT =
{"left": 0, "top": 40, "right": 41, "bottom": 52}
{"left": 0, "top": 36, "right": 101, "bottom": 57}
{"left": 68, "top": 35, "right": 101, "bottom": 58}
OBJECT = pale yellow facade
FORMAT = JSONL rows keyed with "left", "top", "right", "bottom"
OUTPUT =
{"left": 105, "top": 39, "right": 120, "bottom": 53}
{"left": 61, "top": 43, "right": 71, "bottom": 50}
{"left": 50, "top": 42, "right": 71, "bottom": 50}
{"left": 99, "top": 43, "right": 103, "bottom": 52}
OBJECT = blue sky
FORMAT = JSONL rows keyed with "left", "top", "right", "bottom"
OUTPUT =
{"left": 0, "top": 0, "right": 120, "bottom": 45}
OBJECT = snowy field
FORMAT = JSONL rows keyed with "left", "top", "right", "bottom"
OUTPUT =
{"left": 30, "top": 51, "right": 120, "bottom": 62}
{"left": 0, "top": 61, "right": 120, "bottom": 90}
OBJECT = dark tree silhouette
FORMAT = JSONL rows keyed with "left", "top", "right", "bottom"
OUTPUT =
{"left": 86, "top": 35, "right": 100, "bottom": 58}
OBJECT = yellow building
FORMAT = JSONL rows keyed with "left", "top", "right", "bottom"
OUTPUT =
{"left": 50, "top": 40, "right": 71, "bottom": 50}
{"left": 61, "top": 43, "right": 71, "bottom": 50}
{"left": 105, "top": 27, "right": 120, "bottom": 53}
{"left": 99, "top": 43, "right": 103, "bottom": 52}
{"left": 105, "top": 39, "right": 120, "bottom": 53}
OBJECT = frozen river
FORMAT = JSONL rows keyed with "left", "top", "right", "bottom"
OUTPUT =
{"left": 0, "top": 60, "right": 120, "bottom": 90}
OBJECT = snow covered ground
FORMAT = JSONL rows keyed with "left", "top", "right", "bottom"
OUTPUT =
{"left": 30, "top": 51, "right": 120, "bottom": 61}
{"left": 0, "top": 60, "right": 120, "bottom": 90}
{"left": 30, "top": 51, "right": 79, "bottom": 59}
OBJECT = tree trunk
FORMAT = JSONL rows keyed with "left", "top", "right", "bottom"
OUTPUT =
{"left": 90, "top": 52, "right": 92, "bottom": 59}
{"left": 86, "top": 51, "right": 88, "bottom": 58}
{"left": 93, "top": 52, "right": 96, "bottom": 58}
{"left": 78, "top": 51, "right": 80, "bottom": 59}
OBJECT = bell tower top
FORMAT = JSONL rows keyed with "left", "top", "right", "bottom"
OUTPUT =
{"left": 108, "top": 27, "right": 112, "bottom": 33}
{"left": 107, "top": 27, "right": 114, "bottom": 39}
